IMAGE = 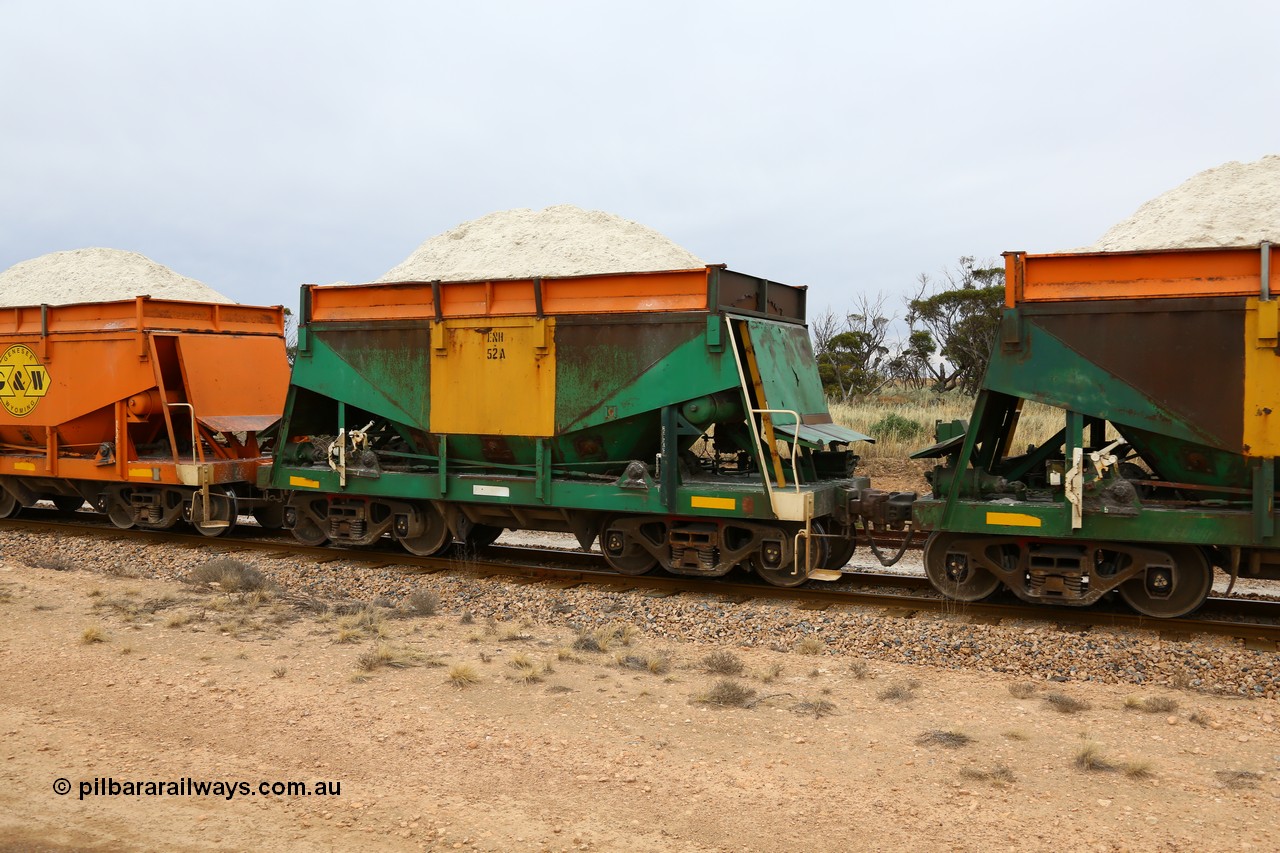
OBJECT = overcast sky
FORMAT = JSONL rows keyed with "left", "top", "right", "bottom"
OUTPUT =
{"left": 1, "top": 0, "right": 1276, "bottom": 318}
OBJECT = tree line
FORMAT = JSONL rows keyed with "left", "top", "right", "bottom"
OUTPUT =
{"left": 812, "top": 256, "right": 1004, "bottom": 401}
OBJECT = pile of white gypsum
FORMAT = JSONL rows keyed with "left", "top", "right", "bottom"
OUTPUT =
{"left": 378, "top": 204, "right": 704, "bottom": 281}
{"left": 1084, "top": 154, "right": 1280, "bottom": 251}
{"left": 0, "top": 248, "right": 232, "bottom": 307}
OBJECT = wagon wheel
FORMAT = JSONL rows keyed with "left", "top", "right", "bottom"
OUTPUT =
{"left": 599, "top": 516, "right": 659, "bottom": 576}
{"left": 923, "top": 532, "right": 1001, "bottom": 601}
{"left": 252, "top": 502, "right": 286, "bottom": 530}
{"left": 51, "top": 495, "right": 85, "bottom": 514}
{"left": 822, "top": 527, "right": 858, "bottom": 572}
{"left": 105, "top": 492, "right": 135, "bottom": 529}
{"left": 399, "top": 504, "right": 452, "bottom": 557}
{"left": 290, "top": 515, "right": 329, "bottom": 547}
{"left": 752, "top": 526, "right": 826, "bottom": 588}
{"left": 0, "top": 490, "right": 20, "bottom": 519}
{"left": 459, "top": 523, "right": 503, "bottom": 551}
{"left": 1119, "top": 545, "right": 1212, "bottom": 619}
{"left": 190, "top": 486, "right": 237, "bottom": 538}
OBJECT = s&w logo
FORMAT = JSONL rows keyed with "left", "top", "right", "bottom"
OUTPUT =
{"left": 0, "top": 345, "right": 52, "bottom": 418}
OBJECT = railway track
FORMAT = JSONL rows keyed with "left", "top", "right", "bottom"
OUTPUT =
{"left": 3, "top": 514, "right": 1278, "bottom": 649}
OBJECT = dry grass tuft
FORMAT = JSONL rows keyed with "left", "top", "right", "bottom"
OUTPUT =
{"left": 271, "top": 666, "right": 287, "bottom": 679}
{"left": 793, "top": 699, "right": 837, "bottom": 719}
{"left": 700, "top": 678, "right": 757, "bottom": 708}
{"left": 831, "top": 393, "right": 1061, "bottom": 460}
{"left": 848, "top": 660, "right": 870, "bottom": 680}
{"left": 355, "top": 642, "right": 420, "bottom": 672}
{"left": 1123, "top": 761, "right": 1155, "bottom": 779}
{"left": 1002, "top": 730, "right": 1030, "bottom": 742}
{"left": 1075, "top": 741, "right": 1114, "bottom": 772}
{"left": 507, "top": 654, "right": 543, "bottom": 685}
{"left": 80, "top": 625, "right": 107, "bottom": 644}
{"left": 447, "top": 664, "right": 481, "bottom": 688}
{"left": 498, "top": 625, "right": 535, "bottom": 642}
{"left": 1043, "top": 692, "right": 1090, "bottom": 714}
{"left": 1215, "top": 770, "right": 1263, "bottom": 789}
{"left": 572, "top": 623, "right": 635, "bottom": 653}
{"left": 1124, "top": 695, "right": 1179, "bottom": 714}
{"left": 617, "top": 653, "right": 670, "bottom": 675}
{"left": 960, "top": 764, "right": 1016, "bottom": 786}
{"left": 28, "top": 554, "right": 75, "bottom": 572}
{"left": 794, "top": 635, "right": 825, "bottom": 656}
{"left": 760, "top": 662, "right": 785, "bottom": 683}
{"left": 916, "top": 730, "right": 973, "bottom": 748}
{"left": 401, "top": 587, "right": 439, "bottom": 616}
{"left": 1008, "top": 682, "right": 1038, "bottom": 699}
{"left": 184, "top": 558, "right": 271, "bottom": 593}
{"left": 878, "top": 679, "right": 920, "bottom": 703}
{"left": 701, "top": 650, "right": 745, "bottom": 676}
{"left": 164, "top": 611, "right": 193, "bottom": 629}
{"left": 1188, "top": 711, "right": 1213, "bottom": 727}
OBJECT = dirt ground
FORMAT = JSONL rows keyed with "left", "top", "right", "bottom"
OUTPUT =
{"left": 1, "top": 559, "right": 1277, "bottom": 853}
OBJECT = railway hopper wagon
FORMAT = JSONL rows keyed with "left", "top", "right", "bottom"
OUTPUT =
{"left": 914, "top": 244, "right": 1280, "bottom": 617}
{"left": 0, "top": 297, "right": 290, "bottom": 535}
{"left": 272, "top": 267, "right": 911, "bottom": 586}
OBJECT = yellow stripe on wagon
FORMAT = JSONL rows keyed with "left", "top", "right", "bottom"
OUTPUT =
{"left": 289, "top": 475, "right": 321, "bottom": 489}
{"left": 129, "top": 467, "right": 156, "bottom": 479}
{"left": 985, "top": 511, "right": 1042, "bottom": 528}
{"left": 691, "top": 495, "right": 736, "bottom": 511}
{"left": 14, "top": 461, "right": 35, "bottom": 471}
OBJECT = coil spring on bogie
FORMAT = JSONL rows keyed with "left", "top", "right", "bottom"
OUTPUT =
{"left": 330, "top": 518, "right": 365, "bottom": 539}
{"left": 1028, "top": 572, "right": 1084, "bottom": 596}
{"left": 670, "top": 545, "right": 720, "bottom": 570}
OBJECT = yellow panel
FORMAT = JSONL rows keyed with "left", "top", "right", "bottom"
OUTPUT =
{"left": 429, "top": 317, "right": 556, "bottom": 436}
{"left": 691, "top": 495, "right": 736, "bottom": 510}
{"left": 289, "top": 475, "right": 320, "bottom": 488}
{"left": 1243, "top": 297, "right": 1280, "bottom": 456}
{"left": 14, "top": 461, "right": 35, "bottom": 471}
{"left": 985, "top": 511, "right": 1042, "bottom": 528}
{"left": 129, "top": 467, "right": 154, "bottom": 478}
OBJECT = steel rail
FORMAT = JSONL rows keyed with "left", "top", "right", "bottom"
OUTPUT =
{"left": 3, "top": 515, "right": 1277, "bottom": 647}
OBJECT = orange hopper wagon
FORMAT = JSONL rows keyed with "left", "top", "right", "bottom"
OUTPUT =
{"left": 0, "top": 297, "right": 290, "bottom": 535}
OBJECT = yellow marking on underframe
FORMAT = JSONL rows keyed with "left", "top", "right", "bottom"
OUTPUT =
{"left": 14, "top": 461, "right": 35, "bottom": 471}
{"left": 691, "top": 495, "right": 736, "bottom": 511}
{"left": 289, "top": 475, "right": 321, "bottom": 489}
{"left": 128, "top": 467, "right": 154, "bottom": 478}
{"left": 985, "top": 511, "right": 1042, "bottom": 528}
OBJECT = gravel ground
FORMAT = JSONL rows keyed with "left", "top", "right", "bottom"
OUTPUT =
{"left": 5, "top": 526, "right": 1278, "bottom": 701}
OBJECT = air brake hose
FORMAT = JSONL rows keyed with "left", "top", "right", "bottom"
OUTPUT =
{"left": 860, "top": 519, "right": 913, "bottom": 567}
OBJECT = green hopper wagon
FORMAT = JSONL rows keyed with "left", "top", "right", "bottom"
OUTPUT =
{"left": 270, "top": 266, "right": 903, "bottom": 586}
{"left": 914, "top": 244, "right": 1280, "bottom": 616}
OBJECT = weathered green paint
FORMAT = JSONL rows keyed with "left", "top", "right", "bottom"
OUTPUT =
{"left": 743, "top": 317, "right": 829, "bottom": 419}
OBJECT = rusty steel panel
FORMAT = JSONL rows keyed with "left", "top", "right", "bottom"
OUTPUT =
{"left": 1024, "top": 299, "right": 1244, "bottom": 452}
